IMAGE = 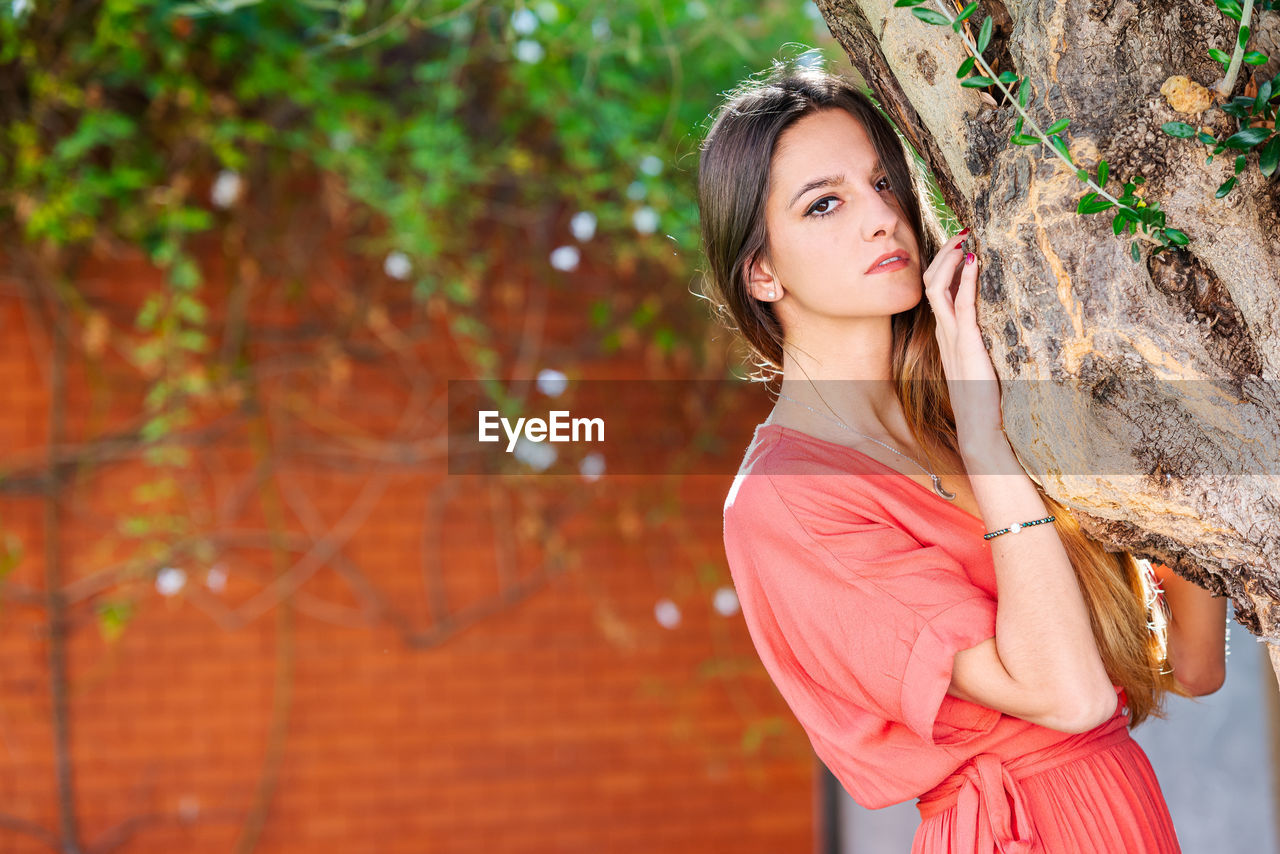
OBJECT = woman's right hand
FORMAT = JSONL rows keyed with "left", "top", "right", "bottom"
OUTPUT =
{"left": 921, "top": 232, "right": 1004, "bottom": 442}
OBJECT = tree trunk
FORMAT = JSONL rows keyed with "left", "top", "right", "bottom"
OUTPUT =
{"left": 815, "top": 0, "right": 1280, "bottom": 686}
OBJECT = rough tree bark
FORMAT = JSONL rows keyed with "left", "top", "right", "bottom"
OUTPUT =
{"left": 814, "top": 0, "right": 1280, "bottom": 685}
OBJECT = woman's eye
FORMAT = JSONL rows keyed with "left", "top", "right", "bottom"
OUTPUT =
{"left": 805, "top": 196, "right": 839, "bottom": 218}
{"left": 804, "top": 177, "right": 892, "bottom": 219}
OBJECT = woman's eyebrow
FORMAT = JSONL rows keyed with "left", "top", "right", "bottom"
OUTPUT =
{"left": 788, "top": 174, "right": 844, "bottom": 209}
{"left": 787, "top": 160, "right": 884, "bottom": 210}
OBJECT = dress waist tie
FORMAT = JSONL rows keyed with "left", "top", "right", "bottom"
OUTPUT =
{"left": 915, "top": 712, "right": 1132, "bottom": 854}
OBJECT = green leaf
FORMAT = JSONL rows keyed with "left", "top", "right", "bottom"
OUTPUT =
{"left": 1011, "top": 133, "right": 1040, "bottom": 145}
{"left": 1161, "top": 121, "right": 1196, "bottom": 138}
{"left": 1234, "top": 154, "right": 1246, "bottom": 174}
{"left": 997, "top": 70, "right": 1019, "bottom": 84}
{"left": 1196, "top": 131, "right": 1218, "bottom": 145}
{"left": 1079, "top": 198, "right": 1115, "bottom": 214}
{"left": 1098, "top": 159, "right": 1109, "bottom": 187}
{"left": 1257, "top": 81, "right": 1273, "bottom": 113}
{"left": 1222, "top": 95, "right": 1256, "bottom": 117}
{"left": 1046, "top": 118, "right": 1070, "bottom": 135}
{"left": 1131, "top": 241, "right": 1140, "bottom": 263}
{"left": 961, "top": 76, "right": 995, "bottom": 88}
{"left": 1018, "top": 80, "right": 1029, "bottom": 108}
{"left": 1209, "top": 47, "right": 1231, "bottom": 65}
{"left": 1215, "top": 176, "right": 1237, "bottom": 197}
{"left": 893, "top": 0, "right": 928, "bottom": 6}
{"left": 1049, "top": 134, "right": 1072, "bottom": 163}
{"left": 1243, "top": 51, "right": 1270, "bottom": 65}
{"left": 1165, "top": 228, "right": 1190, "bottom": 245}
{"left": 175, "top": 295, "right": 207, "bottom": 325}
{"left": 955, "top": 2, "right": 979, "bottom": 23}
{"left": 1215, "top": 0, "right": 1243, "bottom": 20}
{"left": 912, "top": 7, "right": 951, "bottom": 26}
{"left": 956, "top": 56, "right": 976, "bottom": 78}
{"left": 1076, "top": 168, "right": 1088, "bottom": 181}
{"left": 1112, "top": 212, "right": 1127, "bottom": 236}
{"left": 978, "top": 16, "right": 993, "bottom": 52}
{"left": 1259, "top": 134, "right": 1280, "bottom": 177}
{"left": 1133, "top": 176, "right": 1145, "bottom": 185}
{"left": 1076, "top": 191, "right": 1098, "bottom": 213}
{"left": 1238, "top": 26, "right": 1250, "bottom": 49}
{"left": 1223, "top": 127, "right": 1271, "bottom": 149}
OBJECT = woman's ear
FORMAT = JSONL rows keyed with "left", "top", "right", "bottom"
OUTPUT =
{"left": 746, "top": 251, "right": 780, "bottom": 302}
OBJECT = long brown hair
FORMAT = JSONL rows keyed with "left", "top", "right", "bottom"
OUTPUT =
{"left": 695, "top": 57, "right": 1181, "bottom": 726}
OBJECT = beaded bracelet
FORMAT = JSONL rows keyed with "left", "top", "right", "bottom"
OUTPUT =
{"left": 983, "top": 515, "right": 1056, "bottom": 540}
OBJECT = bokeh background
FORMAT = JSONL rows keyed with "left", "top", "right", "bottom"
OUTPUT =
{"left": 0, "top": 2, "right": 1276, "bottom": 853}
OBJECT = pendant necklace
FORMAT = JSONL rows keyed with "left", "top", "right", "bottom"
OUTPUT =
{"left": 774, "top": 392, "right": 957, "bottom": 501}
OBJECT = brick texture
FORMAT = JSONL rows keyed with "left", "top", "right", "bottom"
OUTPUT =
{"left": 0, "top": 236, "right": 816, "bottom": 854}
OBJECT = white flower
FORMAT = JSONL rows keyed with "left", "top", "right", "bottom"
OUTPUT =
{"left": 206, "top": 563, "right": 228, "bottom": 593}
{"left": 11, "top": 0, "right": 30, "bottom": 16}
{"left": 591, "top": 16, "right": 611, "bottom": 39}
{"left": 330, "top": 129, "right": 355, "bottom": 152}
{"left": 713, "top": 586, "right": 740, "bottom": 616}
{"left": 654, "top": 598, "right": 681, "bottom": 629}
{"left": 210, "top": 170, "right": 243, "bottom": 210}
{"left": 383, "top": 251, "right": 412, "bottom": 280}
{"left": 514, "top": 39, "right": 545, "bottom": 64}
{"left": 536, "top": 368, "right": 568, "bottom": 397}
{"left": 626, "top": 180, "right": 647, "bottom": 201}
{"left": 579, "top": 452, "right": 605, "bottom": 482}
{"left": 510, "top": 8, "right": 538, "bottom": 34}
{"left": 155, "top": 567, "right": 187, "bottom": 597}
{"left": 639, "top": 155, "right": 663, "bottom": 176}
{"left": 570, "top": 211, "right": 597, "bottom": 242}
{"left": 513, "top": 436, "right": 557, "bottom": 471}
{"left": 534, "top": 1, "right": 560, "bottom": 23}
{"left": 633, "top": 206, "right": 659, "bottom": 235}
{"left": 549, "top": 245, "right": 580, "bottom": 272}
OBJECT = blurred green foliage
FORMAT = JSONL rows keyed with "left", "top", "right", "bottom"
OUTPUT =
{"left": 0, "top": 0, "right": 847, "bottom": 643}
{"left": 1, "top": 0, "right": 841, "bottom": 376}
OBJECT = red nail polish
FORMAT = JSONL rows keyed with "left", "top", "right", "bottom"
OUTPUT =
{"left": 958, "top": 227, "right": 971, "bottom": 236}
{"left": 965, "top": 252, "right": 975, "bottom": 265}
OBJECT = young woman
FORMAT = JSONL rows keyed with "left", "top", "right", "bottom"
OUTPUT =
{"left": 698, "top": 61, "right": 1227, "bottom": 853}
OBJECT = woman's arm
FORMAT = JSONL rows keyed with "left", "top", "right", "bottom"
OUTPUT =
{"left": 945, "top": 430, "right": 1118, "bottom": 734}
{"left": 1152, "top": 562, "right": 1227, "bottom": 696}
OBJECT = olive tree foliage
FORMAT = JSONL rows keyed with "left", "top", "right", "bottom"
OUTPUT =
{"left": 813, "top": 0, "right": 1280, "bottom": 681}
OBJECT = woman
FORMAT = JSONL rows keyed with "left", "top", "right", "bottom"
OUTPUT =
{"left": 698, "top": 60, "right": 1227, "bottom": 853}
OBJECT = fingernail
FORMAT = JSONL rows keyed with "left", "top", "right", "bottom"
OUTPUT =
{"left": 958, "top": 227, "right": 970, "bottom": 236}
{"left": 965, "top": 252, "right": 975, "bottom": 265}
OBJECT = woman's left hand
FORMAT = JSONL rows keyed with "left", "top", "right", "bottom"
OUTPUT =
{"left": 920, "top": 231, "right": 1003, "bottom": 443}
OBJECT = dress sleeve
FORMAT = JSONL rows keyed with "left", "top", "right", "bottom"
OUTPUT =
{"left": 750, "top": 472, "right": 1000, "bottom": 747}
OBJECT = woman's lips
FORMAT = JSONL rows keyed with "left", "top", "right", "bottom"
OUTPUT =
{"left": 867, "top": 257, "right": 909, "bottom": 274}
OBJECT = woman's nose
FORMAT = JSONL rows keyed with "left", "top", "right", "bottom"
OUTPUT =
{"left": 860, "top": 191, "right": 900, "bottom": 239}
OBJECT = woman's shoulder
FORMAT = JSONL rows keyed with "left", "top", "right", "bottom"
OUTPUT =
{"left": 725, "top": 423, "right": 890, "bottom": 529}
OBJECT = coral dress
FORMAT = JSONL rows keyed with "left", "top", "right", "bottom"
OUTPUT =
{"left": 722, "top": 422, "right": 1180, "bottom": 853}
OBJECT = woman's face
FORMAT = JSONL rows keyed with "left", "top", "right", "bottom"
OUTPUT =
{"left": 749, "top": 107, "right": 923, "bottom": 321}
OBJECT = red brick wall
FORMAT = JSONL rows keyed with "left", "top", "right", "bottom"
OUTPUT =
{"left": 0, "top": 238, "right": 817, "bottom": 853}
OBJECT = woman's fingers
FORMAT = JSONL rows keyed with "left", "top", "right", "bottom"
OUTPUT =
{"left": 953, "top": 251, "right": 979, "bottom": 324}
{"left": 924, "top": 235, "right": 968, "bottom": 332}
{"left": 925, "top": 232, "right": 969, "bottom": 287}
